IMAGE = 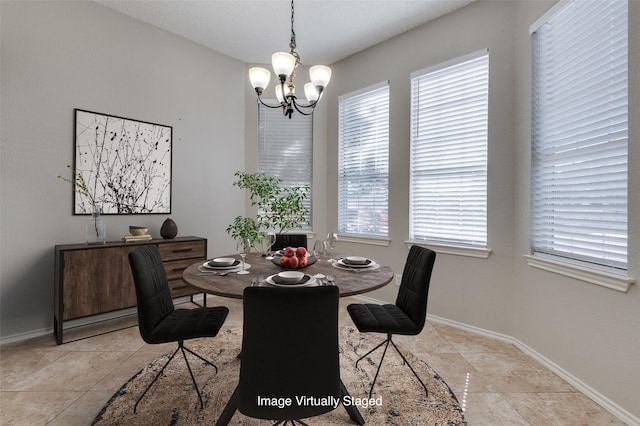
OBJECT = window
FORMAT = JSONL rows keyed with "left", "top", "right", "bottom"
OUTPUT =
{"left": 409, "top": 51, "right": 489, "bottom": 248}
{"left": 258, "top": 103, "right": 313, "bottom": 229}
{"left": 531, "top": 0, "right": 628, "bottom": 271}
{"left": 338, "top": 82, "right": 389, "bottom": 237}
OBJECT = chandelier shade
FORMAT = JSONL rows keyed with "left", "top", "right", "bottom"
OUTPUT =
{"left": 304, "top": 83, "right": 319, "bottom": 102}
{"left": 249, "top": 0, "right": 331, "bottom": 119}
{"left": 271, "top": 52, "right": 297, "bottom": 79}
{"left": 248, "top": 67, "right": 271, "bottom": 94}
{"left": 309, "top": 65, "right": 332, "bottom": 89}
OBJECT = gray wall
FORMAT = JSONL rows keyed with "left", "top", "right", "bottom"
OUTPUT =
{"left": 322, "top": 1, "right": 639, "bottom": 421}
{"left": 0, "top": 1, "right": 246, "bottom": 338}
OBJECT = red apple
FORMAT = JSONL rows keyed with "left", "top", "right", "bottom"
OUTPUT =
{"left": 295, "top": 247, "right": 307, "bottom": 258}
{"left": 298, "top": 255, "right": 308, "bottom": 267}
{"left": 284, "top": 247, "right": 295, "bottom": 258}
{"left": 288, "top": 255, "right": 299, "bottom": 268}
{"left": 280, "top": 256, "right": 289, "bottom": 267}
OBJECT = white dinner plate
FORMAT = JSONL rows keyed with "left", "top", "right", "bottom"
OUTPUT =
{"left": 332, "top": 261, "right": 380, "bottom": 271}
{"left": 201, "top": 260, "right": 251, "bottom": 271}
{"left": 265, "top": 274, "right": 318, "bottom": 288}
{"left": 337, "top": 258, "right": 377, "bottom": 269}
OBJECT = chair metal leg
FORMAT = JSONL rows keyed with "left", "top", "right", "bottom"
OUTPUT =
{"left": 134, "top": 346, "right": 181, "bottom": 413}
{"left": 180, "top": 344, "right": 205, "bottom": 409}
{"left": 183, "top": 345, "right": 218, "bottom": 373}
{"left": 388, "top": 338, "right": 428, "bottom": 398}
{"left": 354, "top": 337, "right": 388, "bottom": 369}
{"left": 134, "top": 341, "right": 218, "bottom": 413}
{"left": 356, "top": 333, "right": 428, "bottom": 399}
{"left": 367, "top": 338, "right": 391, "bottom": 399}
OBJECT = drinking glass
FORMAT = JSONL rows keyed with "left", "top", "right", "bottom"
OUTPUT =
{"left": 265, "top": 231, "right": 276, "bottom": 260}
{"left": 313, "top": 240, "right": 327, "bottom": 260}
{"left": 326, "top": 232, "right": 339, "bottom": 261}
{"left": 236, "top": 238, "right": 251, "bottom": 275}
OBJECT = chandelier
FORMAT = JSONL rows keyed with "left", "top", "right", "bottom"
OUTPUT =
{"left": 249, "top": 0, "right": 332, "bottom": 119}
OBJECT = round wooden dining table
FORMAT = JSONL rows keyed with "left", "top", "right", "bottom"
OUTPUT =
{"left": 182, "top": 252, "right": 394, "bottom": 299}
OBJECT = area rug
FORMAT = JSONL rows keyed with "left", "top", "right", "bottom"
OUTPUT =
{"left": 93, "top": 327, "right": 466, "bottom": 425}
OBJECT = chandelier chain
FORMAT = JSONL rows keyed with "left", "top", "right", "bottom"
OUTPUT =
{"left": 289, "top": 0, "right": 299, "bottom": 63}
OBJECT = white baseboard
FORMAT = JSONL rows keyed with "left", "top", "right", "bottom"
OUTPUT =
{"left": 427, "top": 313, "right": 640, "bottom": 426}
{"left": 0, "top": 326, "right": 52, "bottom": 345}
{"left": 352, "top": 294, "right": 638, "bottom": 425}
{"left": 0, "top": 296, "right": 192, "bottom": 346}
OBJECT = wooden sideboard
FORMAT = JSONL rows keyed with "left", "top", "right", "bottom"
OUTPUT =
{"left": 54, "top": 236, "right": 207, "bottom": 344}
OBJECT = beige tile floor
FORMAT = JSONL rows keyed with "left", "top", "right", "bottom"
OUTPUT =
{"left": 0, "top": 295, "right": 626, "bottom": 426}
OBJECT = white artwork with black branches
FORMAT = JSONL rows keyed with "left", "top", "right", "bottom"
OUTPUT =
{"left": 74, "top": 109, "right": 172, "bottom": 214}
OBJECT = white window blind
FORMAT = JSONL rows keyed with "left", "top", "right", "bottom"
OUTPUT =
{"left": 258, "top": 102, "right": 313, "bottom": 229}
{"left": 531, "top": 0, "right": 628, "bottom": 270}
{"left": 410, "top": 51, "right": 489, "bottom": 247}
{"left": 338, "top": 82, "right": 389, "bottom": 237}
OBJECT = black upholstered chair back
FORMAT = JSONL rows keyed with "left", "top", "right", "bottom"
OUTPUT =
{"left": 128, "top": 245, "right": 229, "bottom": 413}
{"left": 272, "top": 233, "right": 308, "bottom": 251}
{"left": 394, "top": 245, "right": 436, "bottom": 334}
{"left": 128, "top": 245, "right": 175, "bottom": 344}
{"left": 238, "top": 286, "right": 340, "bottom": 420}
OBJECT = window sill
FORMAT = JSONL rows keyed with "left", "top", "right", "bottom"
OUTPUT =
{"left": 405, "top": 241, "right": 492, "bottom": 259}
{"left": 524, "top": 254, "right": 635, "bottom": 293}
{"left": 338, "top": 234, "right": 391, "bottom": 247}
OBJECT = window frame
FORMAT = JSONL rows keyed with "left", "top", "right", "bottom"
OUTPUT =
{"left": 337, "top": 81, "right": 390, "bottom": 240}
{"left": 408, "top": 50, "right": 490, "bottom": 256}
{"left": 527, "top": 0, "right": 633, "bottom": 291}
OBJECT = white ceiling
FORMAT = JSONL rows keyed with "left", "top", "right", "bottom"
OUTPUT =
{"left": 96, "top": 0, "right": 476, "bottom": 65}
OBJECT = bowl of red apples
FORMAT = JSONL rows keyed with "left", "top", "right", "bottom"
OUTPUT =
{"left": 278, "top": 246, "right": 309, "bottom": 269}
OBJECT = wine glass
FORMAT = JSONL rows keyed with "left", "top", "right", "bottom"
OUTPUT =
{"left": 326, "top": 232, "right": 339, "bottom": 261}
{"left": 236, "top": 238, "right": 251, "bottom": 275}
{"left": 313, "top": 240, "right": 327, "bottom": 260}
{"left": 265, "top": 231, "right": 277, "bottom": 260}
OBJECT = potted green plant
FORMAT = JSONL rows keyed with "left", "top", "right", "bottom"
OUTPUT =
{"left": 226, "top": 171, "right": 310, "bottom": 247}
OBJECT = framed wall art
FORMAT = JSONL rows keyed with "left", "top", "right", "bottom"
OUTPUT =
{"left": 73, "top": 109, "right": 172, "bottom": 214}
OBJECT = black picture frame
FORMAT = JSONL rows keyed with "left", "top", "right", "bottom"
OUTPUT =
{"left": 73, "top": 109, "right": 172, "bottom": 215}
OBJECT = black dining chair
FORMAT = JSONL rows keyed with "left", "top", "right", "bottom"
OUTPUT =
{"left": 272, "top": 233, "right": 308, "bottom": 251}
{"left": 347, "top": 245, "right": 436, "bottom": 399}
{"left": 128, "top": 245, "right": 229, "bottom": 413}
{"left": 215, "top": 286, "right": 364, "bottom": 426}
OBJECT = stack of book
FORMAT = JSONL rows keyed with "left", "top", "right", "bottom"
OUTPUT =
{"left": 122, "top": 234, "right": 153, "bottom": 243}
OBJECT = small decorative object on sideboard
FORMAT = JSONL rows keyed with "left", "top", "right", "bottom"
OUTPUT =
{"left": 123, "top": 226, "right": 152, "bottom": 243}
{"left": 58, "top": 165, "right": 106, "bottom": 244}
{"left": 160, "top": 218, "right": 178, "bottom": 239}
{"left": 87, "top": 207, "right": 106, "bottom": 244}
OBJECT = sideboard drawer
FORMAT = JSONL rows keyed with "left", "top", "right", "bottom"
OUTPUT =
{"left": 164, "top": 258, "right": 197, "bottom": 281}
{"left": 158, "top": 240, "right": 206, "bottom": 261}
{"left": 168, "top": 278, "right": 196, "bottom": 298}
